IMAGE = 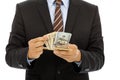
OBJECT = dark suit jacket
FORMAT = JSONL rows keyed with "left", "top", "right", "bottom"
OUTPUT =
{"left": 6, "top": 0, "right": 104, "bottom": 80}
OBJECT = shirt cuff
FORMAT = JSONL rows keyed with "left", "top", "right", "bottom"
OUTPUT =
{"left": 27, "top": 57, "right": 35, "bottom": 65}
{"left": 74, "top": 61, "right": 82, "bottom": 67}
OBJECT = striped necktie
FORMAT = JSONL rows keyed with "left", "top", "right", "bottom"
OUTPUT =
{"left": 53, "top": 0, "right": 63, "bottom": 32}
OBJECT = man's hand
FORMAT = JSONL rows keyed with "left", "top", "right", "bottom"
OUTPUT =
{"left": 53, "top": 44, "right": 81, "bottom": 62}
{"left": 27, "top": 35, "right": 48, "bottom": 59}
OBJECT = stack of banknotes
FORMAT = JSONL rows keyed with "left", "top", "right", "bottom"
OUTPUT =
{"left": 44, "top": 32, "right": 72, "bottom": 50}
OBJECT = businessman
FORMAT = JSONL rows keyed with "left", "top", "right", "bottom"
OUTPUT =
{"left": 6, "top": 0, "right": 104, "bottom": 80}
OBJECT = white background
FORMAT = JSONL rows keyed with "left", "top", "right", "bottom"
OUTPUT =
{"left": 0, "top": 0, "right": 120, "bottom": 80}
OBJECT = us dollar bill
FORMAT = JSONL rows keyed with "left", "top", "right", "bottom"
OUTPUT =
{"left": 54, "top": 32, "right": 72, "bottom": 49}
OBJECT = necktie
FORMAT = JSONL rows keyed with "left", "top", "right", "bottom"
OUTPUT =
{"left": 53, "top": 0, "right": 63, "bottom": 32}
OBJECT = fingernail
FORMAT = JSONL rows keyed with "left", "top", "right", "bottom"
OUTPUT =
{"left": 53, "top": 50, "right": 56, "bottom": 53}
{"left": 54, "top": 50, "right": 57, "bottom": 53}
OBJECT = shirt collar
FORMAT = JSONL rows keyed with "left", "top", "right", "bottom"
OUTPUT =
{"left": 47, "top": 0, "right": 69, "bottom": 8}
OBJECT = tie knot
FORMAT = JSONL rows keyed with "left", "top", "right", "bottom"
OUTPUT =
{"left": 55, "top": 0, "right": 62, "bottom": 5}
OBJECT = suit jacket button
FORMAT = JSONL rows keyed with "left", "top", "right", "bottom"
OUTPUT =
{"left": 57, "top": 70, "right": 61, "bottom": 74}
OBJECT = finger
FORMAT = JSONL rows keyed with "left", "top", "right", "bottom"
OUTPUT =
{"left": 35, "top": 46, "right": 44, "bottom": 52}
{"left": 54, "top": 50, "right": 70, "bottom": 56}
{"left": 28, "top": 46, "right": 43, "bottom": 53}
{"left": 53, "top": 50, "right": 72, "bottom": 61}
{"left": 68, "top": 44, "right": 78, "bottom": 49}
{"left": 43, "top": 35, "right": 48, "bottom": 40}
{"left": 32, "top": 51, "right": 43, "bottom": 59}
{"left": 53, "top": 50, "right": 63, "bottom": 58}
{"left": 34, "top": 36, "right": 48, "bottom": 48}
{"left": 34, "top": 41, "right": 45, "bottom": 48}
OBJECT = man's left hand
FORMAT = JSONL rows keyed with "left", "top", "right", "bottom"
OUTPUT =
{"left": 53, "top": 44, "right": 81, "bottom": 62}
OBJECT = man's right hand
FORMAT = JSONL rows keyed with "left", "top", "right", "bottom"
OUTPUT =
{"left": 27, "top": 35, "right": 48, "bottom": 59}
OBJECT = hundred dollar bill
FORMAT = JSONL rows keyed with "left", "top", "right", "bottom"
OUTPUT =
{"left": 54, "top": 32, "right": 72, "bottom": 49}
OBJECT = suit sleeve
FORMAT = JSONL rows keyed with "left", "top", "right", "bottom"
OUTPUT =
{"left": 5, "top": 4, "right": 29, "bottom": 69}
{"left": 73, "top": 6, "right": 104, "bottom": 73}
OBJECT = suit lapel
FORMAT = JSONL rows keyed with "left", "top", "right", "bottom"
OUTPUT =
{"left": 37, "top": 0, "right": 53, "bottom": 33}
{"left": 65, "top": 0, "right": 82, "bottom": 33}
{"left": 36, "top": 0, "right": 82, "bottom": 33}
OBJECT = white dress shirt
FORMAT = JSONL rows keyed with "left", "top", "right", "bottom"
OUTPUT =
{"left": 47, "top": 0, "right": 69, "bottom": 31}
